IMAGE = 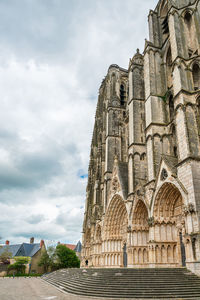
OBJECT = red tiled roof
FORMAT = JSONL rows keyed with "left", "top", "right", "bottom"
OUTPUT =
{"left": 62, "top": 244, "right": 76, "bottom": 250}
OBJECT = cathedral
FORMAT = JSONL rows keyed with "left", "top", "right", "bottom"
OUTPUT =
{"left": 81, "top": 0, "right": 200, "bottom": 276}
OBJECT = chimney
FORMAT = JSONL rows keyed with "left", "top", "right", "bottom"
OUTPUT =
{"left": 5, "top": 240, "right": 9, "bottom": 245}
{"left": 30, "top": 237, "right": 34, "bottom": 244}
{"left": 40, "top": 240, "right": 44, "bottom": 248}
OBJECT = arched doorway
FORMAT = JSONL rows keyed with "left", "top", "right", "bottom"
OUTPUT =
{"left": 103, "top": 195, "right": 128, "bottom": 267}
{"left": 131, "top": 200, "right": 149, "bottom": 266}
{"left": 152, "top": 183, "right": 186, "bottom": 266}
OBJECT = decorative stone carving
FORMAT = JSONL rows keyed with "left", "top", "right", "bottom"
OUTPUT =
{"left": 188, "top": 203, "right": 195, "bottom": 213}
{"left": 148, "top": 217, "right": 155, "bottom": 226}
{"left": 111, "top": 177, "right": 120, "bottom": 193}
{"left": 183, "top": 203, "right": 195, "bottom": 215}
{"left": 111, "top": 96, "right": 119, "bottom": 107}
{"left": 127, "top": 225, "right": 132, "bottom": 233}
{"left": 160, "top": 168, "right": 168, "bottom": 181}
{"left": 95, "top": 205, "right": 103, "bottom": 220}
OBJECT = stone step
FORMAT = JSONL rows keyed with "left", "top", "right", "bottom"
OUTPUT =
{"left": 46, "top": 278, "right": 200, "bottom": 290}
{"left": 45, "top": 280, "right": 200, "bottom": 299}
{"left": 48, "top": 272, "right": 199, "bottom": 279}
{"left": 46, "top": 281, "right": 200, "bottom": 293}
{"left": 55, "top": 269, "right": 188, "bottom": 274}
{"left": 42, "top": 268, "right": 200, "bottom": 298}
{"left": 48, "top": 274, "right": 196, "bottom": 279}
{"left": 47, "top": 279, "right": 199, "bottom": 287}
{"left": 48, "top": 271, "right": 195, "bottom": 277}
{"left": 45, "top": 276, "right": 200, "bottom": 284}
{"left": 45, "top": 281, "right": 200, "bottom": 298}
{"left": 48, "top": 270, "right": 190, "bottom": 277}
{"left": 52, "top": 268, "right": 187, "bottom": 273}
{"left": 46, "top": 273, "right": 200, "bottom": 281}
{"left": 45, "top": 273, "right": 198, "bottom": 279}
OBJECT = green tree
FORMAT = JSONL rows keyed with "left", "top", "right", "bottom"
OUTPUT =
{"left": 47, "top": 246, "right": 56, "bottom": 260}
{"left": 0, "top": 247, "right": 12, "bottom": 264}
{"left": 8, "top": 257, "right": 29, "bottom": 274}
{"left": 38, "top": 251, "right": 50, "bottom": 272}
{"left": 55, "top": 244, "right": 80, "bottom": 268}
{"left": 38, "top": 246, "right": 57, "bottom": 272}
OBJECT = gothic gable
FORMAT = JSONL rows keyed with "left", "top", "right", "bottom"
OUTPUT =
{"left": 156, "top": 154, "right": 178, "bottom": 188}
{"left": 109, "top": 158, "right": 128, "bottom": 202}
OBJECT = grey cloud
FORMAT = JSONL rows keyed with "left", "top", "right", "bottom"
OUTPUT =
{"left": 56, "top": 208, "right": 84, "bottom": 233}
{"left": 0, "top": 128, "right": 17, "bottom": 140}
{"left": 0, "top": 169, "right": 33, "bottom": 189}
{"left": 17, "top": 150, "right": 63, "bottom": 178}
{"left": 11, "top": 229, "right": 62, "bottom": 241}
{"left": 0, "top": 150, "right": 63, "bottom": 191}
{"left": 26, "top": 214, "right": 45, "bottom": 225}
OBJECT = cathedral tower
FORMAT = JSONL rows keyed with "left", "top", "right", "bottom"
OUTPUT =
{"left": 82, "top": 0, "right": 200, "bottom": 276}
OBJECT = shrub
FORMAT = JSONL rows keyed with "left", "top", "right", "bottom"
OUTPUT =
{"left": 8, "top": 257, "right": 29, "bottom": 274}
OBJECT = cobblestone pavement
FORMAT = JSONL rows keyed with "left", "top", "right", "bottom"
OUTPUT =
{"left": 0, "top": 277, "right": 182, "bottom": 300}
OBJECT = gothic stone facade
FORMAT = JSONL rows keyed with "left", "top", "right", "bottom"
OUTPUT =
{"left": 81, "top": 0, "right": 200, "bottom": 276}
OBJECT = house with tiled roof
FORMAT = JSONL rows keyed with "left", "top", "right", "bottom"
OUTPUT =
{"left": 63, "top": 244, "right": 76, "bottom": 251}
{"left": 0, "top": 238, "right": 46, "bottom": 276}
{"left": 62, "top": 241, "right": 82, "bottom": 259}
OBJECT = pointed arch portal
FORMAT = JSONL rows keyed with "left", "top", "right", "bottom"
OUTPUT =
{"left": 130, "top": 200, "right": 149, "bottom": 266}
{"left": 102, "top": 195, "right": 128, "bottom": 267}
{"left": 152, "top": 183, "right": 186, "bottom": 266}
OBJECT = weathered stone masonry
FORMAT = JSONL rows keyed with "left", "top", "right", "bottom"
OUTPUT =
{"left": 81, "top": 0, "right": 200, "bottom": 276}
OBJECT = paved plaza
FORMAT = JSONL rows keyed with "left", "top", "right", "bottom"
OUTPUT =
{"left": 0, "top": 277, "right": 175, "bottom": 300}
{"left": 0, "top": 278, "right": 93, "bottom": 300}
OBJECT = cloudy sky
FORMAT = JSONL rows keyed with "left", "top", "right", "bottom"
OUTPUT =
{"left": 0, "top": 0, "right": 157, "bottom": 246}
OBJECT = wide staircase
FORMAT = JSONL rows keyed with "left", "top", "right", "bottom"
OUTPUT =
{"left": 42, "top": 268, "right": 200, "bottom": 299}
